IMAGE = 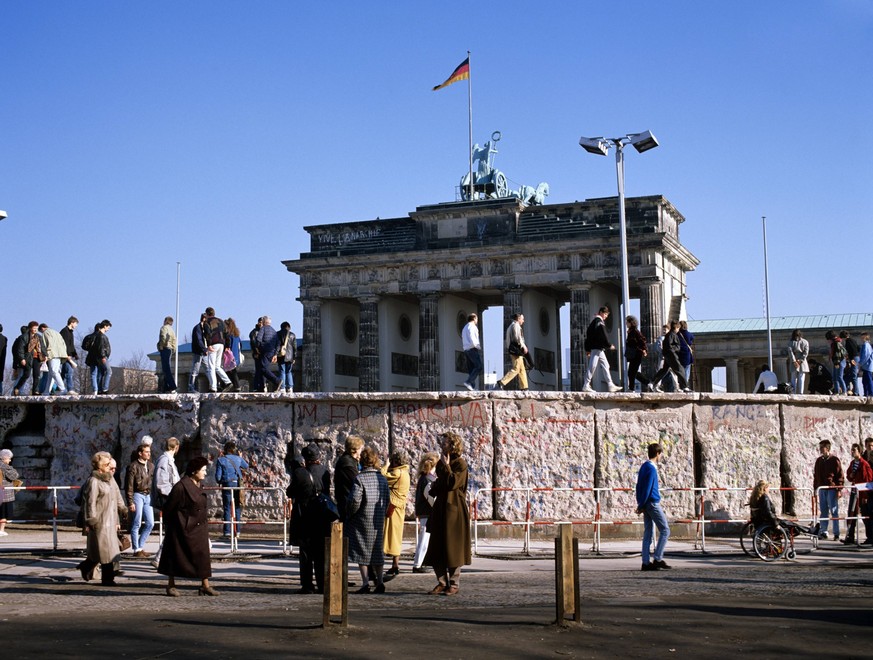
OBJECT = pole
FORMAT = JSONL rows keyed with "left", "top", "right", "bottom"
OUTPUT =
{"left": 175, "top": 262, "right": 181, "bottom": 388}
{"left": 467, "top": 50, "right": 473, "bottom": 201}
{"left": 614, "top": 140, "right": 630, "bottom": 390}
{"left": 762, "top": 216, "right": 773, "bottom": 371}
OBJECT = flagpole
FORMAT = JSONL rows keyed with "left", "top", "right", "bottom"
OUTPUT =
{"left": 467, "top": 50, "right": 473, "bottom": 200}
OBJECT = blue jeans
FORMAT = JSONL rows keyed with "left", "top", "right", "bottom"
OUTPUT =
{"left": 61, "top": 360, "right": 76, "bottom": 392}
{"left": 279, "top": 361, "right": 294, "bottom": 391}
{"left": 642, "top": 501, "right": 670, "bottom": 564}
{"left": 843, "top": 362, "right": 861, "bottom": 395}
{"left": 188, "top": 354, "right": 207, "bottom": 392}
{"left": 818, "top": 488, "right": 840, "bottom": 537}
{"left": 464, "top": 348, "right": 483, "bottom": 387}
{"left": 159, "top": 348, "right": 176, "bottom": 392}
{"left": 221, "top": 484, "right": 242, "bottom": 536}
{"left": 130, "top": 492, "right": 155, "bottom": 551}
{"left": 862, "top": 370, "right": 873, "bottom": 397}
{"left": 832, "top": 360, "right": 847, "bottom": 394}
{"left": 90, "top": 362, "right": 112, "bottom": 393}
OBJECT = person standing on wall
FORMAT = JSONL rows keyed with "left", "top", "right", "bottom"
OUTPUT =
{"left": 276, "top": 321, "right": 297, "bottom": 393}
{"left": 156, "top": 316, "right": 177, "bottom": 394}
{"left": 59, "top": 316, "right": 79, "bottom": 394}
{"left": 461, "top": 313, "right": 483, "bottom": 391}
{"left": 787, "top": 329, "right": 810, "bottom": 395}
{"left": 636, "top": 442, "right": 671, "bottom": 571}
{"left": 495, "top": 313, "right": 528, "bottom": 391}
{"left": 582, "top": 306, "right": 622, "bottom": 393}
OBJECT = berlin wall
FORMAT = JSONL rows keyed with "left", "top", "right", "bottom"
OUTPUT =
{"left": 1, "top": 392, "right": 871, "bottom": 527}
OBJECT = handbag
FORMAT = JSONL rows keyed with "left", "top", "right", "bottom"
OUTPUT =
{"left": 222, "top": 348, "right": 237, "bottom": 371}
{"left": 118, "top": 532, "right": 132, "bottom": 552}
{"left": 12, "top": 479, "right": 23, "bottom": 488}
{"left": 305, "top": 470, "right": 339, "bottom": 522}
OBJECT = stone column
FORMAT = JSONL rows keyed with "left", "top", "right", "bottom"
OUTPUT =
{"left": 725, "top": 358, "right": 740, "bottom": 393}
{"left": 418, "top": 293, "right": 440, "bottom": 391}
{"left": 639, "top": 278, "right": 664, "bottom": 378}
{"left": 301, "top": 299, "right": 322, "bottom": 392}
{"left": 502, "top": 289, "right": 524, "bottom": 384}
{"left": 358, "top": 296, "right": 380, "bottom": 393}
{"left": 568, "top": 285, "right": 590, "bottom": 391}
{"left": 696, "top": 359, "right": 712, "bottom": 393}
{"left": 555, "top": 300, "right": 564, "bottom": 391}
{"left": 773, "top": 359, "right": 789, "bottom": 384}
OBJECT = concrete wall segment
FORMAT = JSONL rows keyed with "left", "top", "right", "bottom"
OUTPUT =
{"left": 596, "top": 398, "right": 695, "bottom": 521}
{"left": 493, "top": 394, "right": 594, "bottom": 522}
{"left": 694, "top": 394, "right": 782, "bottom": 518}
{"left": 390, "top": 392, "right": 493, "bottom": 518}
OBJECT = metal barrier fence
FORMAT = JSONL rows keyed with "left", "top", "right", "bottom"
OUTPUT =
{"left": 470, "top": 485, "right": 833, "bottom": 556}
{"left": 2, "top": 483, "right": 869, "bottom": 555}
{"left": 0, "top": 484, "right": 292, "bottom": 554}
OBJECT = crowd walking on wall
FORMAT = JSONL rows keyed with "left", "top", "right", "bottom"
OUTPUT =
{"left": 0, "top": 307, "right": 297, "bottom": 396}
{"left": 1, "top": 305, "right": 871, "bottom": 395}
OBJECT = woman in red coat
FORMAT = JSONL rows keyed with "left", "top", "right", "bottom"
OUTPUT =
{"left": 844, "top": 443, "right": 873, "bottom": 545}
{"left": 158, "top": 456, "right": 217, "bottom": 596}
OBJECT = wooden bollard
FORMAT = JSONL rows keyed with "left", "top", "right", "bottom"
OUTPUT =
{"left": 323, "top": 521, "right": 348, "bottom": 627}
{"left": 554, "top": 523, "right": 581, "bottom": 624}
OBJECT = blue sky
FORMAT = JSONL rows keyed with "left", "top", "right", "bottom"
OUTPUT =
{"left": 2, "top": 1, "right": 871, "bottom": 373}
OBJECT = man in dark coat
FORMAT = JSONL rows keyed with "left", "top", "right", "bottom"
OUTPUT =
{"left": 424, "top": 431, "right": 471, "bottom": 596}
{"left": 651, "top": 320, "right": 690, "bottom": 392}
{"left": 255, "top": 315, "right": 281, "bottom": 392}
{"left": 158, "top": 456, "right": 217, "bottom": 596}
{"left": 287, "top": 443, "right": 331, "bottom": 594}
{"left": 333, "top": 435, "right": 363, "bottom": 521}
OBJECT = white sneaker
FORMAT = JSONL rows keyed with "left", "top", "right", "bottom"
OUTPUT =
{"left": 607, "top": 384, "right": 623, "bottom": 392}
{"left": 653, "top": 385, "right": 663, "bottom": 393}
{"left": 463, "top": 382, "right": 474, "bottom": 391}
{"left": 0, "top": 531, "right": 8, "bottom": 536}
{"left": 582, "top": 385, "right": 595, "bottom": 393}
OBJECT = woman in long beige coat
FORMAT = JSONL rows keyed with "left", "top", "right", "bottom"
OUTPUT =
{"left": 383, "top": 450, "right": 410, "bottom": 576}
{"left": 78, "top": 451, "right": 127, "bottom": 586}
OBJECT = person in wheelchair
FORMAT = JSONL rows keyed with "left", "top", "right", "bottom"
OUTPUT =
{"left": 749, "top": 480, "right": 779, "bottom": 529}
{"left": 749, "top": 480, "right": 817, "bottom": 536}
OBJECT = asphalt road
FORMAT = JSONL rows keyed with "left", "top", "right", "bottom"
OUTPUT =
{"left": 1, "top": 536, "right": 871, "bottom": 659}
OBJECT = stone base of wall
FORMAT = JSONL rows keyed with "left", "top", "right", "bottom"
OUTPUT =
{"left": 1, "top": 392, "right": 869, "bottom": 530}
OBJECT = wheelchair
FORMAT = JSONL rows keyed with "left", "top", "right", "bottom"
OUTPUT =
{"left": 751, "top": 519, "right": 819, "bottom": 561}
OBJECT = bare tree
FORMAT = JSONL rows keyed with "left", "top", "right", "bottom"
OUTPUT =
{"left": 116, "top": 350, "right": 158, "bottom": 394}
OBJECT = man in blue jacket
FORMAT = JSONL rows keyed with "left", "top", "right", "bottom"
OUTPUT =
{"left": 636, "top": 442, "right": 671, "bottom": 571}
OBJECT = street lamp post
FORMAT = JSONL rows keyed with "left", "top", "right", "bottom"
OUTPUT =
{"left": 579, "top": 131, "right": 659, "bottom": 391}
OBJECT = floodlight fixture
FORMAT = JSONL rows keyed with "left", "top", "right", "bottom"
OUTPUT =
{"left": 578, "top": 128, "right": 660, "bottom": 392}
{"left": 0, "top": 210, "right": 7, "bottom": 221}
{"left": 578, "top": 136, "right": 609, "bottom": 156}
{"left": 629, "top": 130, "right": 659, "bottom": 153}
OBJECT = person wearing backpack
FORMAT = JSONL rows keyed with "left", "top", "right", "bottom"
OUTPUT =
{"left": 827, "top": 330, "right": 847, "bottom": 395}
{"left": 215, "top": 441, "right": 248, "bottom": 538}
{"left": 84, "top": 320, "right": 112, "bottom": 395}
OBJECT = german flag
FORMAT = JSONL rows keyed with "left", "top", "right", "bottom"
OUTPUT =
{"left": 432, "top": 57, "right": 469, "bottom": 91}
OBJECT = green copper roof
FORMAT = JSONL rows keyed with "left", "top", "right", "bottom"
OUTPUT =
{"left": 688, "top": 313, "right": 873, "bottom": 334}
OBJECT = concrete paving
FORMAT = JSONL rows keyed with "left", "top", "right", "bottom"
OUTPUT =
{"left": 1, "top": 527, "right": 871, "bottom": 658}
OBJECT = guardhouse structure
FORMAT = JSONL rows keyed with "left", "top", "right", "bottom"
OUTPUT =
{"left": 688, "top": 313, "right": 873, "bottom": 393}
{"left": 283, "top": 195, "right": 699, "bottom": 392}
